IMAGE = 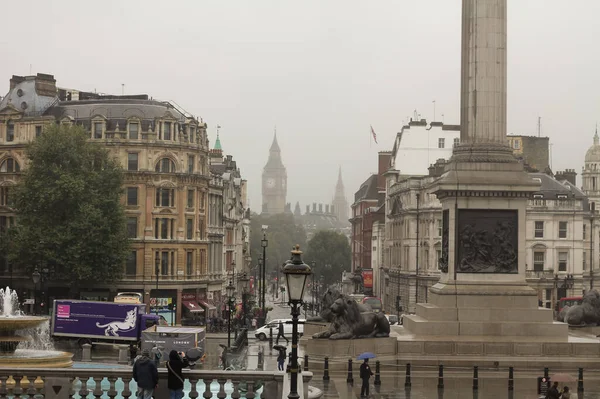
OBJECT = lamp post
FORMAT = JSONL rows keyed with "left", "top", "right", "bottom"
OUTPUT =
{"left": 283, "top": 245, "right": 312, "bottom": 399}
{"left": 32, "top": 268, "right": 41, "bottom": 315}
{"left": 226, "top": 280, "right": 235, "bottom": 348}
{"left": 260, "top": 233, "right": 268, "bottom": 325}
{"left": 311, "top": 261, "right": 316, "bottom": 316}
{"left": 154, "top": 252, "right": 160, "bottom": 315}
{"left": 239, "top": 272, "right": 249, "bottom": 328}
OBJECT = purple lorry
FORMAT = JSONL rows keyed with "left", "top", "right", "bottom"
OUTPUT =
{"left": 51, "top": 299, "right": 160, "bottom": 347}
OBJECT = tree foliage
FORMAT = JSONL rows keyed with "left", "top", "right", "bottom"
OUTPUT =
{"left": 249, "top": 212, "right": 307, "bottom": 275}
{"left": 303, "top": 229, "right": 351, "bottom": 286}
{"left": 7, "top": 123, "right": 130, "bottom": 285}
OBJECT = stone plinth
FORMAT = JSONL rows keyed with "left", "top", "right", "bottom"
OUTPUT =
{"left": 301, "top": 336, "right": 397, "bottom": 369}
{"left": 303, "top": 322, "right": 329, "bottom": 337}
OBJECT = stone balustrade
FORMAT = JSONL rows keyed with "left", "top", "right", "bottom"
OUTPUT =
{"left": 0, "top": 367, "right": 311, "bottom": 399}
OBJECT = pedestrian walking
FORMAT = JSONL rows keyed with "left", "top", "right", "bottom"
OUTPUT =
{"left": 276, "top": 320, "right": 288, "bottom": 344}
{"left": 276, "top": 347, "right": 287, "bottom": 371}
{"left": 129, "top": 344, "right": 138, "bottom": 366}
{"left": 560, "top": 386, "right": 571, "bottom": 399}
{"left": 359, "top": 358, "right": 373, "bottom": 398}
{"left": 151, "top": 345, "right": 162, "bottom": 367}
{"left": 167, "top": 350, "right": 189, "bottom": 399}
{"left": 546, "top": 381, "right": 560, "bottom": 399}
{"left": 133, "top": 349, "right": 158, "bottom": 399}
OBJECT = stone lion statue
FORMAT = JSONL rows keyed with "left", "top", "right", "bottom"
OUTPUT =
{"left": 312, "top": 296, "right": 390, "bottom": 340}
{"left": 557, "top": 289, "right": 600, "bottom": 326}
{"left": 307, "top": 287, "right": 344, "bottom": 323}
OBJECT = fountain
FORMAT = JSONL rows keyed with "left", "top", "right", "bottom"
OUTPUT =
{"left": 0, "top": 287, "right": 72, "bottom": 368}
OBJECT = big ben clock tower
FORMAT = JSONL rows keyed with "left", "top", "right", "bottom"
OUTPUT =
{"left": 262, "top": 132, "right": 287, "bottom": 214}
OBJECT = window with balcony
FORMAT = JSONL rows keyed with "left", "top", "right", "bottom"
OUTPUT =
{"left": 186, "top": 251, "right": 193, "bottom": 276}
{"left": 127, "top": 153, "right": 138, "bottom": 171}
{"left": 126, "top": 251, "right": 137, "bottom": 276}
{"left": 126, "top": 187, "right": 138, "bottom": 206}
{"left": 0, "top": 158, "right": 20, "bottom": 173}
{"left": 534, "top": 221, "right": 544, "bottom": 238}
{"left": 159, "top": 251, "right": 173, "bottom": 275}
{"left": 438, "top": 138, "right": 445, "bottom": 148}
{"left": 127, "top": 217, "right": 137, "bottom": 238}
{"left": 129, "top": 122, "right": 139, "bottom": 140}
{"left": 188, "top": 155, "right": 195, "bottom": 173}
{"left": 533, "top": 251, "right": 544, "bottom": 271}
{"left": 155, "top": 218, "right": 175, "bottom": 239}
{"left": 187, "top": 189, "right": 194, "bottom": 208}
{"left": 559, "top": 221, "right": 567, "bottom": 238}
{"left": 155, "top": 158, "right": 176, "bottom": 173}
{"left": 6, "top": 122, "right": 14, "bottom": 142}
{"left": 93, "top": 122, "right": 103, "bottom": 139}
{"left": 186, "top": 218, "right": 193, "bottom": 240}
{"left": 155, "top": 188, "right": 175, "bottom": 207}
{"left": 558, "top": 251, "right": 568, "bottom": 272}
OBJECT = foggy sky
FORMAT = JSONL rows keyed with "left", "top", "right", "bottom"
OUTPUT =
{"left": 1, "top": 0, "right": 599, "bottom": 211}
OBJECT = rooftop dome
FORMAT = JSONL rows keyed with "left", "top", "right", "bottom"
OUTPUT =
{"left": 585, "top": 128, "right": 600, "bottom": 163}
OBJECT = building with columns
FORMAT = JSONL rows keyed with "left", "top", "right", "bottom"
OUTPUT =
{"left": 0, "top": 73, "right": 242, "bottom": 324}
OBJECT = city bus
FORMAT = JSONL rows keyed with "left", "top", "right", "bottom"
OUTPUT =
{"left": 114, "top": 292, "right": 143, "bottom": 304}
{"left": 362, "top": 296, "right": 383, "bottom": 313}
{"left": 558, "top": 296, "right": 583, "bottom": 312}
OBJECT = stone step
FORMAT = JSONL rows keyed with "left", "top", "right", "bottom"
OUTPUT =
{"left": 429, "top": 292, "right": 539, "bottom": 309}
{"left": 415, "top": 303, "right": 554, "bottom": 323}
{"left": 404, "top": 315, "right": 567, "bottom": 337}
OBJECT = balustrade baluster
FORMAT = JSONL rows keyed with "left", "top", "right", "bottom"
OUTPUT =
{"left": 79, "top": 377, "right": 90, "bottom": 399}
{"left": 67, "top": 377, "right": 76, "bottom": 399}
{"left": 0, "top": 375, "right": 8, "bottom": 399}
{"left": 106, "top": 377, "right": 118, "bottom": 399}
{"left": 230, "top": 381, "right": 241, "bottom": 399}
{"left": 13, "top": 375, "right": 23, "bottom": 399}
{"left": 202, "top": 378, "right": 213, "bottom": 399}
{"left": 216, "top": 379, "right": 227, "bottom": 399}
{"left": 25, "top": 375, "right": 36, "bottom": 398}
{"left": 92, "top": 377, "right": 103, "bottom": 399}
{"left": 188, "top": 378, "right": 199, "bottom": 399}
{"left": 245, "top": 381, "right": 256, "bottom": 399}
{"left": 120, "top": 377, "right": 132, "bottom": 399}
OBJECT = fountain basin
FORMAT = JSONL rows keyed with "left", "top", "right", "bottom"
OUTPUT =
{"left": 0, "top": 349, "right": 73, "bottom": 368}
{"left": 0, "top": 316, "right": 47, "bottom": 332}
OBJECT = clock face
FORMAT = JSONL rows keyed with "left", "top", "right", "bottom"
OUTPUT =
{"left": 266, "top": 178, "right": 276, "bottom": 188}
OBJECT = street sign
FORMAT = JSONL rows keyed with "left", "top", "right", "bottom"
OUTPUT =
{"left": 537, "top": 376, "right": 549, "bottom": 395}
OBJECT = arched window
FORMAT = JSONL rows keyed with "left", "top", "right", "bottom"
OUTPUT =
{"left": 155, "top": 158, "right": 176, "bottom": 173}
{"left": 0, "top": 158, "right": 20, "bottom": 173}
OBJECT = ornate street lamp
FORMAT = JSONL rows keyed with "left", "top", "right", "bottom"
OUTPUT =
{"left": 311, "top": 260, "right": 316, "bottom": 316}
{"left": 32, "top": 268, "right": 41, "bottom": 315}
{"left": 283, "top": 245, "right": 312, "bottom": 399}
{"left": 239, "top": 272, "right": 250, "bottom": 328}
{"left": 260, "top": 233, "right": 268, "bottom": 325}
{"left": 226, "top": 280, "right": 236, "bottom": 348}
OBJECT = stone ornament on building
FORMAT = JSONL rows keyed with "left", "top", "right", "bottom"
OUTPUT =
{"left": 456, "top": 209, "right": 518, "bottom": 274}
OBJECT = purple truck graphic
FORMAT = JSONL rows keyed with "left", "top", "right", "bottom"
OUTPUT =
{"left": 52, "top": 300, "right": 159, "bottom": 344}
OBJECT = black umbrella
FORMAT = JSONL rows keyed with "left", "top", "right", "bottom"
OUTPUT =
{"left": 273, "top": 345, "right": 287, "bottom": 351}
{"left": 185, "top": 347, "right": 203, "bottom": 362}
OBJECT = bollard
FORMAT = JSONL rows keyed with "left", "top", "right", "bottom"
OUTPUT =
{"left": 472, "top": 366, "right": 478, "bottom": 390}
{"left": 346, "top": 358, "right": 354, "bottom": 384}
{"left": 543, "top": 367, "right": 549, "bottom": 379}
{"left": 304, "top": 355, "right": 309, "bottom": 372}
{"left": 269, "top": 327, "right": 273, "bottom": 348}
{"left": 81, "top": 344, "right": 92, "bottom": 362}
{"left": 323, "top": 357, "right": 330, "bottom": 381}
{"left": 257, "top": 349, "right": 264, "bottom": 371}
{"left": 404, "top": 363, "right": 412, "bottom": 388}
{"left": 437, "top": 364, "right": 444, "bottom": 389}
{"left": 578, "top": 368, "right": 584, "bottom": 393}
{"left": 508, "top": 367, "right": 514, "bottom": 391}
{"left": 374, "top": 360, "right": 381, "bottom": 386}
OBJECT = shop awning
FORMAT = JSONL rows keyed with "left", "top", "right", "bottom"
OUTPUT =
{"left": 198, "top": 300, "right": 216, "bottom": 310}
{"left": 183, "top": 301, "right": 204, "bottom": 313}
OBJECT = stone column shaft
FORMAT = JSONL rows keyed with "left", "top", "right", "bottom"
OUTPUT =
{"left": 460, "top": 0, "right": 507, "bottom": 144}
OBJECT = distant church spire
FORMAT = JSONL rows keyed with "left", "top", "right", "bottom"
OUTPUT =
{"left": 595, "top": 123, "right": 599, "bottom": 145}
{"left": 332, "top": 166, "right": 349, "bottom": 225}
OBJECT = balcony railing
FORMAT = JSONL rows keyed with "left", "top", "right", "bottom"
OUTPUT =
{"left": 525, "top": 269, "right": 555, "bottom": 279}
{"left": 0, "top": 368, "right": 309, "bottom": 399}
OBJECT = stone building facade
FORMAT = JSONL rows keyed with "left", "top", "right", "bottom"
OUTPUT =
{"left": 0, "top": 73, "right": 245, "bottom": 324}
{"left": 507, "top": 135, "right": 550, "bottom": 172}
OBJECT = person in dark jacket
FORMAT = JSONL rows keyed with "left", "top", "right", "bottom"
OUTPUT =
{"left": 133, "top": 349, "right": 158, "bottom": 399}
{"left": 546, "top": 381, "right": 560, "bottom": 399}
{"left": 167, "top": 350, "right": 190, "bottom": 399}
{"left": 276, "top": 321, "right": 288, "bottom": 344}
{"left": 276, "top": 347, "right": 287, "bottom": 371}
{"left": 359, "top": 359, "right": 373, "bottom": 398}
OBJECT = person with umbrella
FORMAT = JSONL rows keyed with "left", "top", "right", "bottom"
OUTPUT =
{"left": 358, "top": 352, "right": 375, "bottom": 398}
{"left": 546, "top": 381, "right": 560, "bottom": 399}
{"left": 274, "top": 345, "right": 287, "bottom": 371}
